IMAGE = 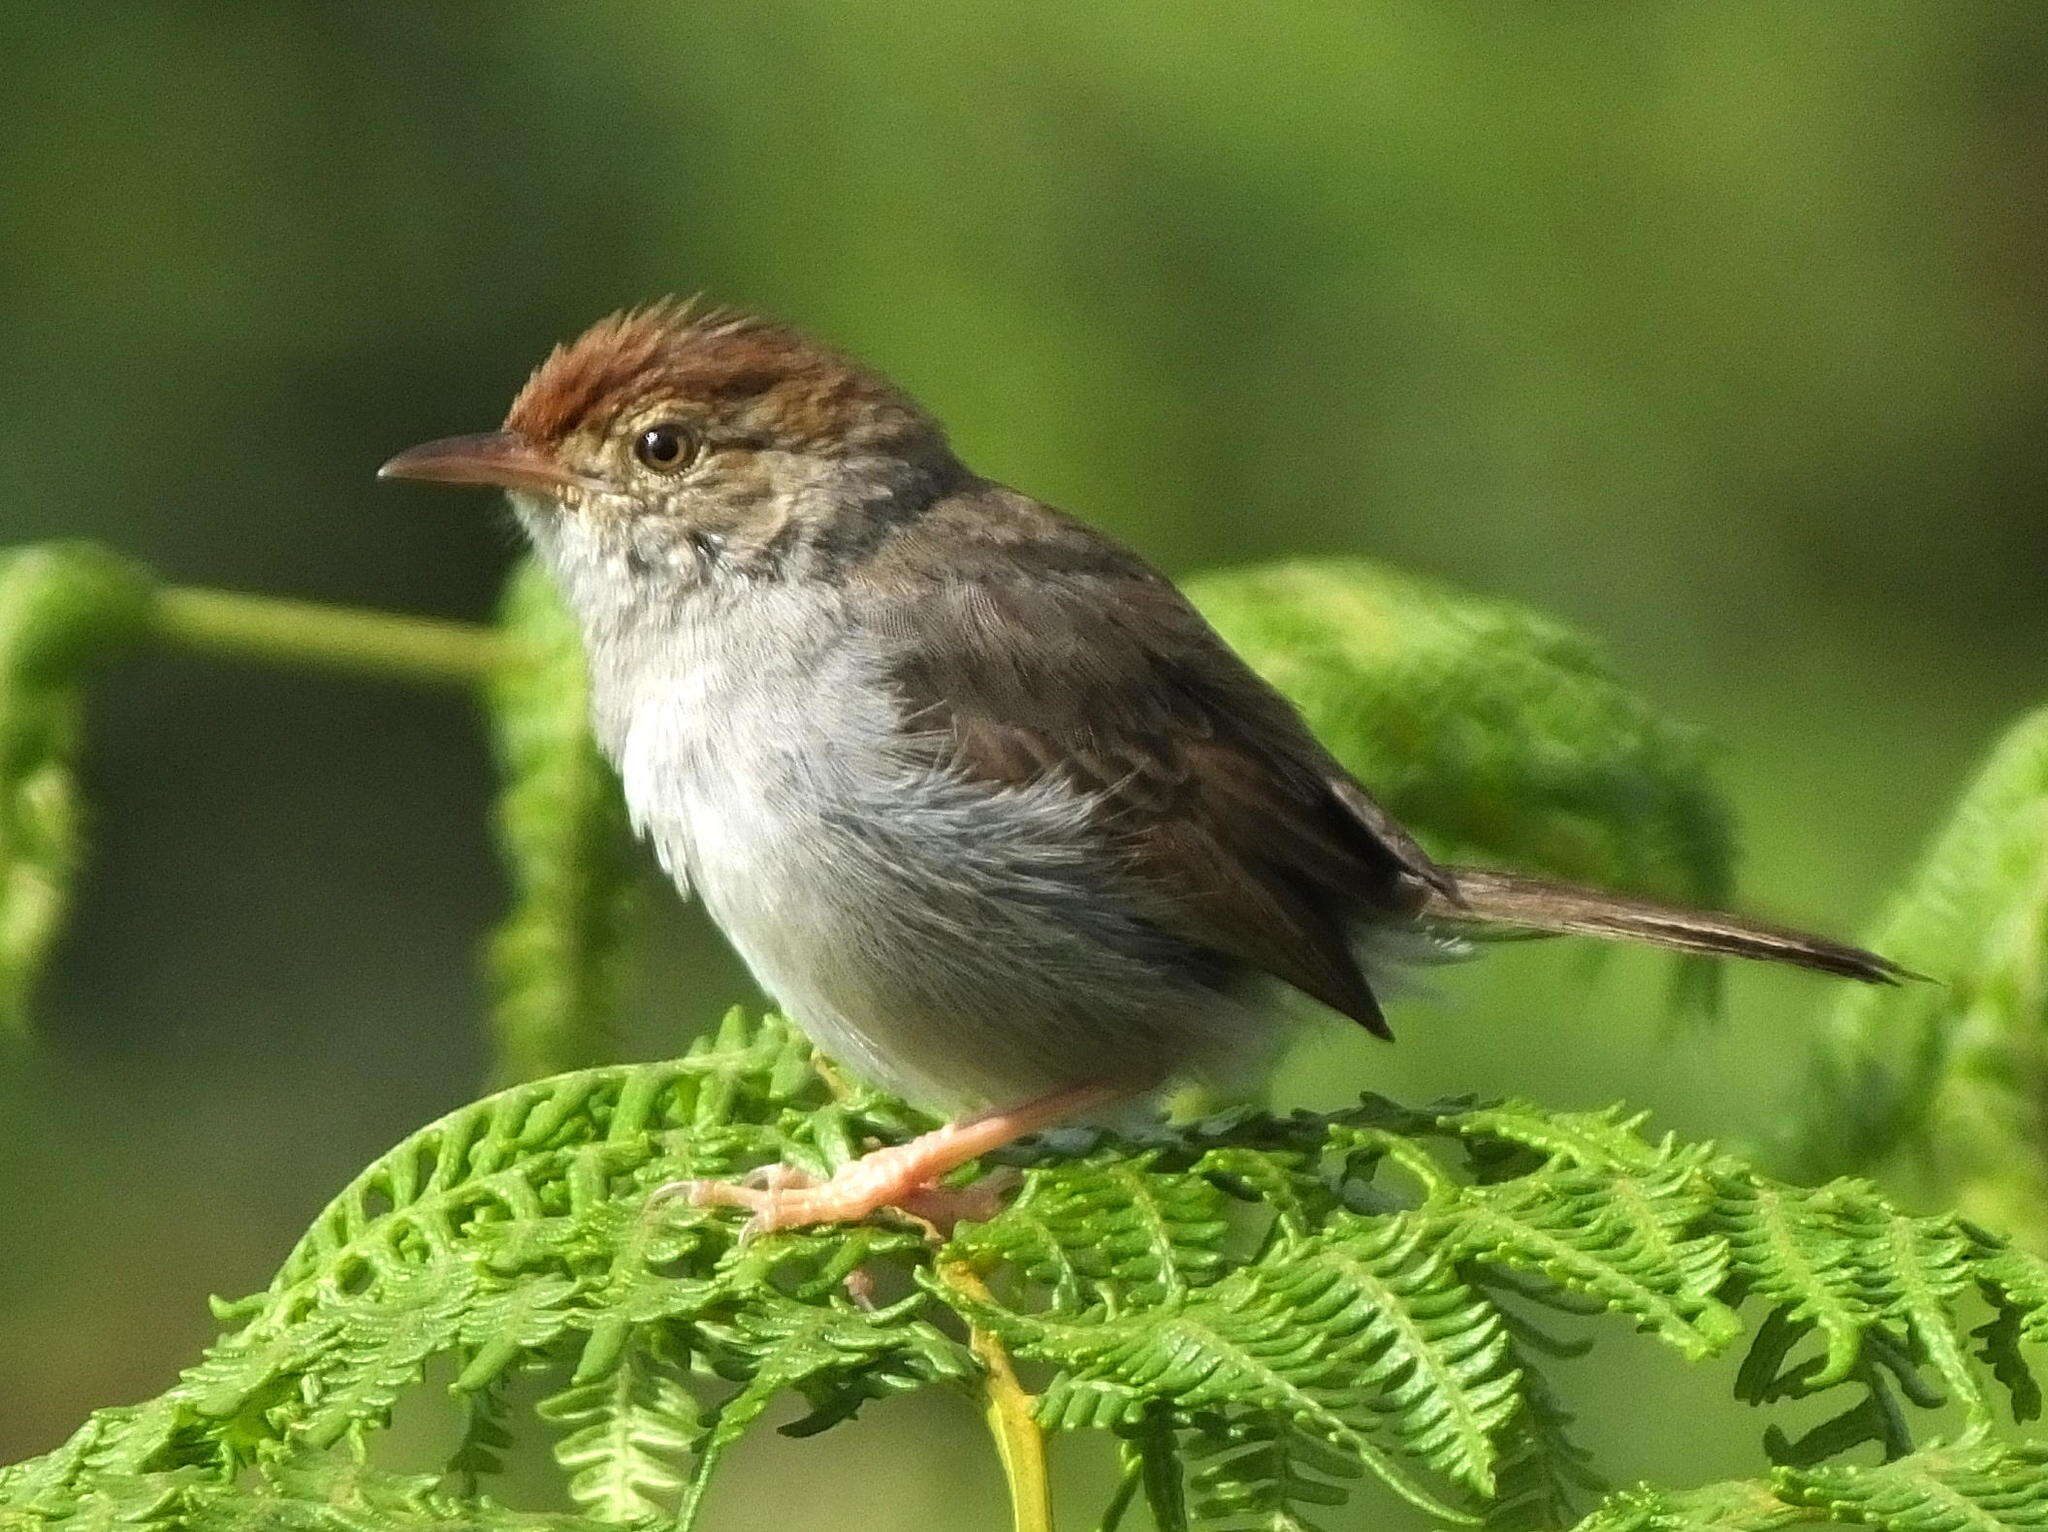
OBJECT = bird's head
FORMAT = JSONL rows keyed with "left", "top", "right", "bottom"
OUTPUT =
{"left": 380, "top": 300, "right": 956, "bottom": 583}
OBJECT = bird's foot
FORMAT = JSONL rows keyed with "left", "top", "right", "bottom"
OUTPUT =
{"left": 658, "top": 1151, "right": 1018, "bottom": 1237}
{"left": 653, "top": 1081, "right": 1115, "bottom": 1237}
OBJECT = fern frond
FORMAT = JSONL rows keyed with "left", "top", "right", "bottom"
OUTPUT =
{"left": 949, "top": 1260, "right": 1472, "bottom": 1520}
{"left": 1186, "top": 1412, "right": 1362, "bottom": 1532}
{"left": 678, "top": 1292, "right": 968, "bottom": 1527}
{"left": 300, "top": 1265, "right": 489, "bottom": 1448}
{"left": 1717, "top": 1175, "right": 1997, "bottom": 1448}
{"left": 1792, "top": 704, "right": 2048, "bottom": 1246}
{"left": 1440, "top": 1160, "right": 1737, "bottom": 1360}
{"left": 0, "top": 543, "right": 155, "bottom": 1039}
{"left": 5, "top": 1013, "right": 965, "bottom": 1530}
{"left": 12, "top": 1461, "right": 624, "bottom": 1532}
{"left": 1446, "top": 1101, "right": 1675, "bottom": 1178}
{"left": 1192, "top": 1143, "right": 1338, "bottom": 1243}
{"left": 539, "top": 1330, "right": 700, "bottom": 1525}
{"left": 1776, "top": 1437, "right": 2048, "bottom": 1529}
{"left": 1285, "top": 1211, "right": 1520, "bottom": 1493}
{"left": 1482, "top": 1355, "right": 1605, "bottom": 1531}
{"left": 951, "top": 1150, "right": 1230, "bottom": 1310}
{"left": 1571, "top": 1478, "right": 1817, "bottom": 1532}
{"left": 483, "top": 560, "right": 644, "bottom": 1086}
{"left": 1187, "top": 558, "right": 1735, "bottom": 910}
{"left": 1577, "top": 1439, "right": 2048, "bottom": 1532}
{"left": 7, "top": 1013, "right": 2047, "bottom": 1532}
{"left": 1715, "top": 1178, "right": 1886, "bottom": 1389}
{"left": 1979, "top": 1248, "right": 2048, "bottom": 1351}
{"left": 952, "top": 1206, "right": 1525, "bottom": 1518}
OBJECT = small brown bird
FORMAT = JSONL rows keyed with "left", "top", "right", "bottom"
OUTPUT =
{"left": 382, "top": 301, "right": 1899, "bottom": 1232}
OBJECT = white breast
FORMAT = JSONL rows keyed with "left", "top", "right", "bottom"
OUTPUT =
{"left": 610, "top": 585, "right": 887, "bottom": 907}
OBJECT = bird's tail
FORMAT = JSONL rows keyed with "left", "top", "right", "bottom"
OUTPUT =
{"left": 1422, "top": 866, "right": 1907, "bottom": 985}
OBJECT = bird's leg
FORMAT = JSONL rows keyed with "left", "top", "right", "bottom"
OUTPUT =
{"left": 662, "top": 1081, "right": 1118, "bottom": 1235}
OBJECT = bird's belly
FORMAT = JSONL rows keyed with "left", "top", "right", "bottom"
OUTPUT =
{"left": 616, "top": 665, "right": 1259, "bottom": 1112}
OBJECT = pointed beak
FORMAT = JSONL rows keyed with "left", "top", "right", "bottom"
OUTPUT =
{"left": 377, "top": 432, "right": 598, "bottom": 495}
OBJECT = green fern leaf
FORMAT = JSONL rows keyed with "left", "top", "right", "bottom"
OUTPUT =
{"left": 1573, "top": 1440, "right": 2048, "bottom": 1532}
{"left": 188, "top": 1462, "right": 621, "bottom": 1532}
{"left": 1187, "top": 1412, "right": 1362, "bottom": 1532}
{"left": 1444, "top": 1102, "right": 1674, "bottom": 1179}
{"left": 1715, "top": 1178, "right": 1886, "bottom": 1390}
{"left": 1032, "top": 1371, "right": 1150, "bottom": 1434}
{"left": 448, "top": 1375, "right": 514, "bottom": 1494}
{"left": 299, "top": 1267, "right": 487, "bottom": 1448}
{"left": 7, "top": 1013, "right": 2047, "bottom": 1532}
{"left": 539, "top": 1333, "right": 702, "bottom": 1525}
{"left": 1792, "top": 704, "right": 2048, "bottom": 1246}
{"left": 1439, "top": 1161, "right": 1738, "bottom": 1360}
{"left": 1776, "top": 1438, "right": 2048, "bottom": 1531}
{"left": 951, "top": 1151, "right": 1229, "bottom": 1309}
{"left": 1979, "top": 1248, "right": 2048, "bottom": 1350}
{"left": 483, "top": 560, "right": 644, "bottom": 1086}
{"left": 1294, "top": 1211, "right": 1521, "bottom": 1492}
{"left": 1715, "top": 1182, "right": 1988, "bottom": 1434}
{"left": 0, "top": 1398, "right": 199, "bottom": 1519}
{"left": 1482, "top": 1358, "right": 1605, "bottom": 1531}
{"left": 677, "top": 1293, "right": 969, "bottom": 1530}
{"left": 1852, "top": 1211, "right": 1988, "bottom": 1426}
{"left": 1194, "top": 1144, "right": 1338, "bottom": 1242}
{"left": 0, "top": 543, "right": 156, "bottom": 1039}
{"left": 947, "top": 1217, "right": 1503, "bottom": 1520}
{"left": 1569, "top": 1479, "right": 1815, "bottom": 1532}
{"left": 453, "top": 1276, "right": 585, "bottom": 1391}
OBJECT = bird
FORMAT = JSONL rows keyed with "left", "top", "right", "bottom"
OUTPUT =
{"left": 380, "top": 299, "right": 1901, "bottom": 1233}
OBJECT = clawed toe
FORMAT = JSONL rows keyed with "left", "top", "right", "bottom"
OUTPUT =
{"left": 645, "top": 1164, "right": 813, "bottom": 1217}
{"left": 644, "top": 1178, "right": 701, "bottom": 1213}
{"left": 643, "top": 1177, "right": 782, "bottom": 1244}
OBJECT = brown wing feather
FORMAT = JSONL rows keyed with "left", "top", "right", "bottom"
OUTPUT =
{"left": 856, "top": 497, "right": 1443, "bottom": 1036}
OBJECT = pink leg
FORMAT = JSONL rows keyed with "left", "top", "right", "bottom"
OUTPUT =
{"left": 658, "top": 1081, "right": 1119, "bottom": 1235}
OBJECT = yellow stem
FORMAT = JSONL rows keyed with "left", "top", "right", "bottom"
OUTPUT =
{"left": 937, "top": 1256, "right": 1054, "bottom": 1532}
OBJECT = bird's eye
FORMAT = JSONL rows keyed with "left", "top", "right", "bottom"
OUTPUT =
{"left": 633, "top": 422, "right": 698, "bottom": 472}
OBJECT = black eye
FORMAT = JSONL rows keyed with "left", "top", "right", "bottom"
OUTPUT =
{"left": 633, "top": 422, "right": 698, "bottom": 472}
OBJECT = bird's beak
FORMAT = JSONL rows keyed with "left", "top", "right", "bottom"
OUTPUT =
{"left": 378, "top": 432, "right": 597, "bottom": 495}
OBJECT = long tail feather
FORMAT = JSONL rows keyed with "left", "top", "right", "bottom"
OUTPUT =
{"left": 1424, "top": 867, "right": 1908, "bottom": 985}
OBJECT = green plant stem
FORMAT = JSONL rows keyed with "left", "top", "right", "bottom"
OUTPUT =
{"left": 938, "top": 1257, "right": 1055, "bottom": 1532}
{"left": 152, "top": 586, "right": 508, "bottom": 686}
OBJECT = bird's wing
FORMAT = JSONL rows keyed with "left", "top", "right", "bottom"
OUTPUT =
{"left": 861, "top": 550, "right": 1443, "bottom": 1036}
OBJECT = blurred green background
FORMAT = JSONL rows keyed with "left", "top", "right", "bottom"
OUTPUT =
{"left": 2, "top": 4, "right": 2043, "bottom": 1526}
